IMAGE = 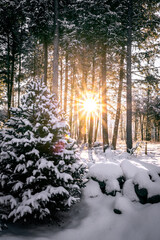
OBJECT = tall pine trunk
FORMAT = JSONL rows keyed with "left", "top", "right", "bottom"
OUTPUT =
{"left": 8, "top": 41, "right": 15, "bottom": 115}
{"left": 18, "top": 53, "right": 21, "bottom": 107}
{"left": 78, "top": 50, "right": 88, "bottom": 143}
{"left": 140, "top": 114, "right": 144, "bottom": 141}
{"left": 60, "top": 57, "right": 63, "bottom": 107}
{"left": 146, "top": 86, "right": 151, "bottom": 141}
{"left": 44, "top": 41, "right": 48, "bottom": 85}
{"left": 64, "top": 52, "right": 68, "bottom": 113}
{"left": 134, "top": 112, "right": 138, "bottom": 141}
{"left": 69, "top": 64, "right": 75, "bottom": 137}
{"left": 101, "top": 46, "right": 109, "bottom": 149}
{"left": 94, "top": 118, "right": 99, "bottom": 143}
{"left": 126, "top": 0, "right": 133, "bottom": 152}
{"left": 7, "top": 34, "right": 10, "bottom": 118}
{"left": 33, "top": 50, "right": 36, "bottom": 80}
{"left": 120, "top": 113, "right": 124, "bottom": 140}
{"left": 88, "top": 56, "right": 95, "bottom": 148}
{"left": 52, "top": 0, "right": 59, "bottom": 98}
{"left": 112, "top": 50, "right": 124, "bottom": 149}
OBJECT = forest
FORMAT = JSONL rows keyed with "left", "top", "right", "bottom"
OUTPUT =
{"left": 1, "top": 1, "right": 160, "bottom": 239}
{"left": 0, "top": 0, "right": 159, "bottom": 152}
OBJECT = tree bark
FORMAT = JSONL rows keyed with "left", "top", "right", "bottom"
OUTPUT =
{"left": 44, "top": 41, "right": 48, "bottom": 85}
{"left": 33, "top": 50, "right": 36, "bottom": 80}
{"left": 60, "top": 57, "right": 63, "bottom": 107}
{"left": 120, "top": 113, "right": 124, "bottom": 140}
{"left": 69, "top": 64, "right": 75, "bottom": 137}
{"left": 134, "top": 112, "right": 138, "bottom": 141}
{"left": 8, "top": 39, "right": 15, "bottom": 115}
{"left": 88, "top": 56, "right": 95, "bottom": 147}
{"left": 52, "top": 0, "right": 59, "bottom": 98}
{"left": 7, "top": 34, "right": 10, "bottom": 118}
{"left": 126, "top": 0, "right": 133, "bottom": 152}
{"left": 18, "top": 53, "right": 21, "bottom": 107}
{"left": 94, "top": 118, "right": 99, "bottom": 143}
{"left": 140, "top": 114, "right": 144, "bottom": 141}
{"left": 112, "top": 50, "right": 124, "bottom": 149}
{"left": 10, "top": 47, "right": 15, "bottom": 108}
{"left": 101, "top": 46, "right": 109, "bottom": 149}
{"left": 146, "top": 86, "right": 151, "bottom": 141}
{"left": 64, "top": 51, "right": 68, "bottom": 113}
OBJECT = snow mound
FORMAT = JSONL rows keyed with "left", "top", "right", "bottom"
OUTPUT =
{"left": 133, "top": 171, "right": 160, "bottom": 199}
{"left": 86, "top": 158, "right": 160, "bottom": 204}
{"left": 123, "top": 179, "right": 139, "bottom": 202}
{"left": 105, "top": 179, "right": 120, "bottom": 196}
{"left": 121, "top": 160, "right": 148, "bottom": 179}
{"left": 88, "top": 162, "right": 123, "bottom": 182}
{"left": 114, "top": 196, "right": 134, "bottom": 214}
{"left": 84, "top": 180, "right": 102, "bottom": 198}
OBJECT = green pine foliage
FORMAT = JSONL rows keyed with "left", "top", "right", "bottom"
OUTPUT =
{"left": 0, "top": 79, "right": 85, "bottom": 223}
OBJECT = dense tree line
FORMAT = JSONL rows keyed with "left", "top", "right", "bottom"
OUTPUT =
{"left": 0, "top": 0, "right": 160, "bottom": 150}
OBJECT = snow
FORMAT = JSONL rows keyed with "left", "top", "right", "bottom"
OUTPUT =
{"left": 121, "top": 160, "right": 148, "bottom": 179}
{"left": 123, "top": 179, "right": 139, "bottom": 201}
{"left": 84, "top": 179, "right": 102, "bottom": 198}
{"left": 133, "top": 171, "right": 160, "bottom": 198}
{"left": 114, "top": 195, "right": 134, "bottom": 213}
{"left": 88, "top": 162, "right": 123, "bottom": 181}
{"left": 1, "top": 143, "right": 160, "bottom": 240}
{"left": 105, "top": 178, "right": 120, "bottom": 194}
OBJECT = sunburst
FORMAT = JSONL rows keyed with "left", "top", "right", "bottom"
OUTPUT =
{"left": 78, "top": 92, "right": 100, "bottom": 119}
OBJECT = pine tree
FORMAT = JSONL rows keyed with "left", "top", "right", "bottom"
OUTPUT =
{"left": 0, "top": 79, "right": 85, "bottom": 223}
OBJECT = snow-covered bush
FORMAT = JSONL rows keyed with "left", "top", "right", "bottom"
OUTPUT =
{"left": 0, "top": 80, "right": 85, "bottom": 223}
{"left": 88, "top": 162, "right": 125, "bottom": 196}
{"left": 86, "top": 159, "right": 160, "bottom": 209}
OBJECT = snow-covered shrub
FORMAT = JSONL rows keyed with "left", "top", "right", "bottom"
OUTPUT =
{"left": 0, "top": 80, "right": 85, "bottom": 223}
{"left": 86, "top": 159, "right": 160, "bottom": 207}
{"left": 88, "top": 162, "right": 124, "bottom": 196}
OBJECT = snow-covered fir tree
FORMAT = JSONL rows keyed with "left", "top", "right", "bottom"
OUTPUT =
{"left": 0, "top": 79, "right": 85, "bottom": 223}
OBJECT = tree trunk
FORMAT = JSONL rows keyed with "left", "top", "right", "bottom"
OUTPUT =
{"left": 11, "top": 83, "right": 14, "bottom": 108}
{"left": 101, "top": 46, "right": 109, "bottom": 149}
{"left": 33, "top": 50, "right": 36, "bottom": 80}
{"left": 140, "top": 114, "right": 144, "bottom": 141}
{"left": 8, "top": 41, "right": 15, "bottom": 116}
{"left": 7, "top": 34, "right": 10, "bottom": 118}
{"left": 52, "top": 0, "right": 59, "bottom": 98}
{"left": 69, "top": 65, "right": 75, "bottom": 137}
{"left": 94, "top": 118, "right": 99, "bottom": 143}
{"left": 146, "top": 86, "right": 151, "bottom": 141}
{"left": 134, "top": 112, "right": 138, "bottom": 141}
{"left": 74, "top": 73, "right": 79, "bottom": 139}
{"left": 44, "top": 41, "right": 48, "bottom": 85}
{"left": 18, "top": 53, "right": 21, "bottom": 107}
{"left": 60, "top": 57, "right": 63, "bottom": 108}
{"left": 158, "top": 125, "right": 160, "bottom": 142}
{"left": 154, "top": 121, "right": 158, "bottom": 142}
{"left": 120, "top": 113, "right": 124, "bottom": 140}
{"left": 88, "top": 56, "right": 95, "bottom": 147}
{"left": 112, "top": 50, "right": 124, "bottom": 149}
{"left": 64, "top": 52, "right": 68, "bottom": 113}
{"left": 126, "top": 0, "right": 133, "bottom": 152}
{"left": 10, "top": 47, "right": 15, "bottom": 108}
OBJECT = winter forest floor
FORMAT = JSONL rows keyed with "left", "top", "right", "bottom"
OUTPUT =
{"left": 1, "top": 142, "right": 160, "bottom": 240}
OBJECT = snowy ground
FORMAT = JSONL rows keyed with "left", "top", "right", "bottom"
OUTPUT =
{"left": 1, "top": 142, "right": 160, "bottom": 240}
